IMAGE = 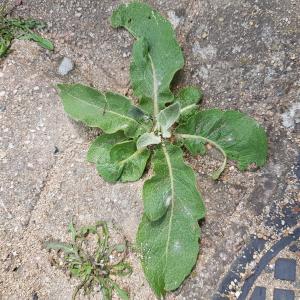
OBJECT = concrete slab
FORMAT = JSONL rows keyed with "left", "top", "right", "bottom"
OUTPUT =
{"left": 0, "top": 0, "right": 299, "bottom": 299}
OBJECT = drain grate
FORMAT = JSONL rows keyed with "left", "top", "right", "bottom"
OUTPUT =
{"left": 214, "top": 227, "right": 300, "bottom": 300}
{"left": 213, "top": 157, "right": 300, "bottom": 300}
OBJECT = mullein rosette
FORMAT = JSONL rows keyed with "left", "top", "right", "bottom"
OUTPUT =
{"left": 57, "top": 2, "right": 268, "bottom": 298}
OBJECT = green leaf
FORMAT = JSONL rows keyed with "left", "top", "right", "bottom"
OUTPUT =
{"left": 68, "top": 221, "right": 77, "bottom": 241}
{"left": 138, "top": 96, "right": 154, "bottom": 115}
{"left": 111, "top": 2, "right": 184, "bottom": 115}
{"left": 46, "top": 241, "right": 76, "bottom": 255}
{"left": 19, "top": 32, "right": 54, "bottom": 50}
{"left": 0, "top": 38, "right": 11, "bottom": 57}
{"left": 176, "top": 109, "right": 268, "bottom": 174}
{"left": 87, "top": 132, "right": 127, "bottom": 182}
{"left": 137, "top": 144, "right": 205, "bottom": 297}
{"left": 181, "top": 138, "right": 206, "bottom": 156}
{"left": 0, "top": 17, "right": 54, "bottom": 57}
{"left": 57, "top": 84, "right": 151, "bottom": 138}
{"left": 157, "top": 102, "right": 181, "bottom": 138}
{"left": 111, "top": 282, "right": 130, "bottom": 300}
{"left": 79, "top": 225, "right": 98, "bottom": 236}
{"left": 102, "top": 284, "right": 113, "bottom": 300}
{"left": 113, "top": 244, "right": 126, "bottom": 253}
{"left": 111, "top": 262, "right": 132, "bottom": 276}
{"left": 136, "top": 132, "right": 161, "bottom": 150}
{"left": 88, "top": 134, "right": 150, "bottom": 183}
{"left": 87, "top": 132, "right": 127, "bottom": 164}
{"left": 176, "top": 86, "right": 203, "bottom": 115}
{"left": 109, "top": 140, "right": 150, "bottom": 182}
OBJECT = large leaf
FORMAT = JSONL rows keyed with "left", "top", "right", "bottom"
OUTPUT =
{"left": 176, "top": 109, "right": 268, "bottom": 175}
{"left": 57, "top": 83, "right": 151, "bottom": 138}
{"left": 137, "top": 144, "right": 205, "bottom": 297}
{"left": 175, "top": 86, "right": 203, "bottom": 115}
{"left": 111, "top": 2, "right": 184, "bottom": 116}
{"left": 110, "top": 140, "right": 150, "bottom": 182}
{"left": 87, "top": 133, "right": 150, "bottom": 183}
{"left": 87, "top": 132, "right": 127, "bottom": 182}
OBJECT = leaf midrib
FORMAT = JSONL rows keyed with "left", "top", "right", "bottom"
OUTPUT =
{"left": 175, "top": 133, "right": 227, "bottom": 160}
{"left": 148, "top": 53, "right": 159, "bottom": 120}
{"left": 118, "top": 148, "right": 144, "bottom": 165}
{"left": 123, "top": 25, "right": 160, "bottom": 120}
{"left": 175, "top": 133, "right": 227, "bottom": 179}
{"left": 65, "top": 90, "right": 148, "bottom": 131}
{"left": 161, "top": 143, "right": 175, "bottom": 274}
{"left": 180, "top": 103, "right": 197, "bottom": 114}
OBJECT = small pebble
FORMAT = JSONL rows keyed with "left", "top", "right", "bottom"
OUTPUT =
{"left": 58, "top": 57, "right": 74, "bottom": 76}
{"left": 27, "top": 163, "right": 34, "bottom": 169}
{"left": 0, "top": 149, "right": 7, "bottom": 159}
{"left": 257, "top": 233, "right": 264, "bottom": 239}
{"left": 0, "top": 91, "right": 5, "bottom": 97}
{"left": 202, "top": 32, "right": 208, "bottom": 39}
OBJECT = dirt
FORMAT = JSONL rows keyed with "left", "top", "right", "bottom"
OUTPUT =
{"left": 0, "top": 0, "right": 299, "bottom": 299}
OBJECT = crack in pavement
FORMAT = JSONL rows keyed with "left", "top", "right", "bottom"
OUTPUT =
{"left": 21, "top": 145, "right": 76, "bottom": 232}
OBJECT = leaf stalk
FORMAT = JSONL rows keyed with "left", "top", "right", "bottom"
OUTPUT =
{"left": 175, "top": 133, "right": 227, "bottom": 179}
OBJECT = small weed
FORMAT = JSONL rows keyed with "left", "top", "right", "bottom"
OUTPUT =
{"left": 0, "top": 0, "right": 53, "bottom": 58}
{"left": 46, "top": 220, "right": 132, "bottom": 300}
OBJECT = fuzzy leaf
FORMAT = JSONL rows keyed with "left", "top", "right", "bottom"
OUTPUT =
{"left": 176, "top": 86, "right": 203, "bottom": 115}
{"left": 110, "top": 140, "right": 150, "bottom": 182}
{"left": 87, "top": 132, "right": 126, "bottom": 182}
{"left": 157, "top": 102, "right": 181, "bottom": 138}
{"left": 57, "top": 84, "right": 151, "bottom": 138}
{"left": 88, "top": 135, "right": 150, "bottom": 183}
{"left": 137, "top": 144, "right": 205, "bottom": 297}
{"left": 87, "top": 132, "right": 126, "bottom": 164}
{"left": 183, "top": 140, "right": 206, "bottom": 156}
{"left": 46, "top": 242, "right": 76, "bottom": 255}
{"left": 137, "top": 132, "right": 161, "bottom": 150}
{"left": 111, "top": 2, "right": 184, "bottom": 115}
{"left": 177, "top": 109, "right": 268, "bottom": 170}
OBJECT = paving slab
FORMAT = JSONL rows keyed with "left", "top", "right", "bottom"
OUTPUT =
{"left": 0, "top": 0, "right": 299, "bottom": 299}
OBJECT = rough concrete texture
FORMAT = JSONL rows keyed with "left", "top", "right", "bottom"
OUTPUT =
{"left": 0, "top": 0, "right": 299, "bottom": 299}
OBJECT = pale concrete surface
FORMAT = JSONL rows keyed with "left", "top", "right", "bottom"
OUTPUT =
{"left": 0, "top": 0, "right": 299, "bottom": 299}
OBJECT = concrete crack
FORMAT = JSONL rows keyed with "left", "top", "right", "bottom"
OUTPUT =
{"left": 22, "top": 161, "right": 58, "bottom": 228}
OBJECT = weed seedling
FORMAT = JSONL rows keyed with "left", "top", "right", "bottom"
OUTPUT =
{"left": 0, "top": 1, "right": 53, "bottom": 58}
{"left": 47, "top": 221, "right": 131, "bottom": 300}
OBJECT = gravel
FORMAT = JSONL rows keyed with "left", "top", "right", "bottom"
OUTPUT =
{"left": 0, "top": 0, "right": 299, "bottom": 299}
